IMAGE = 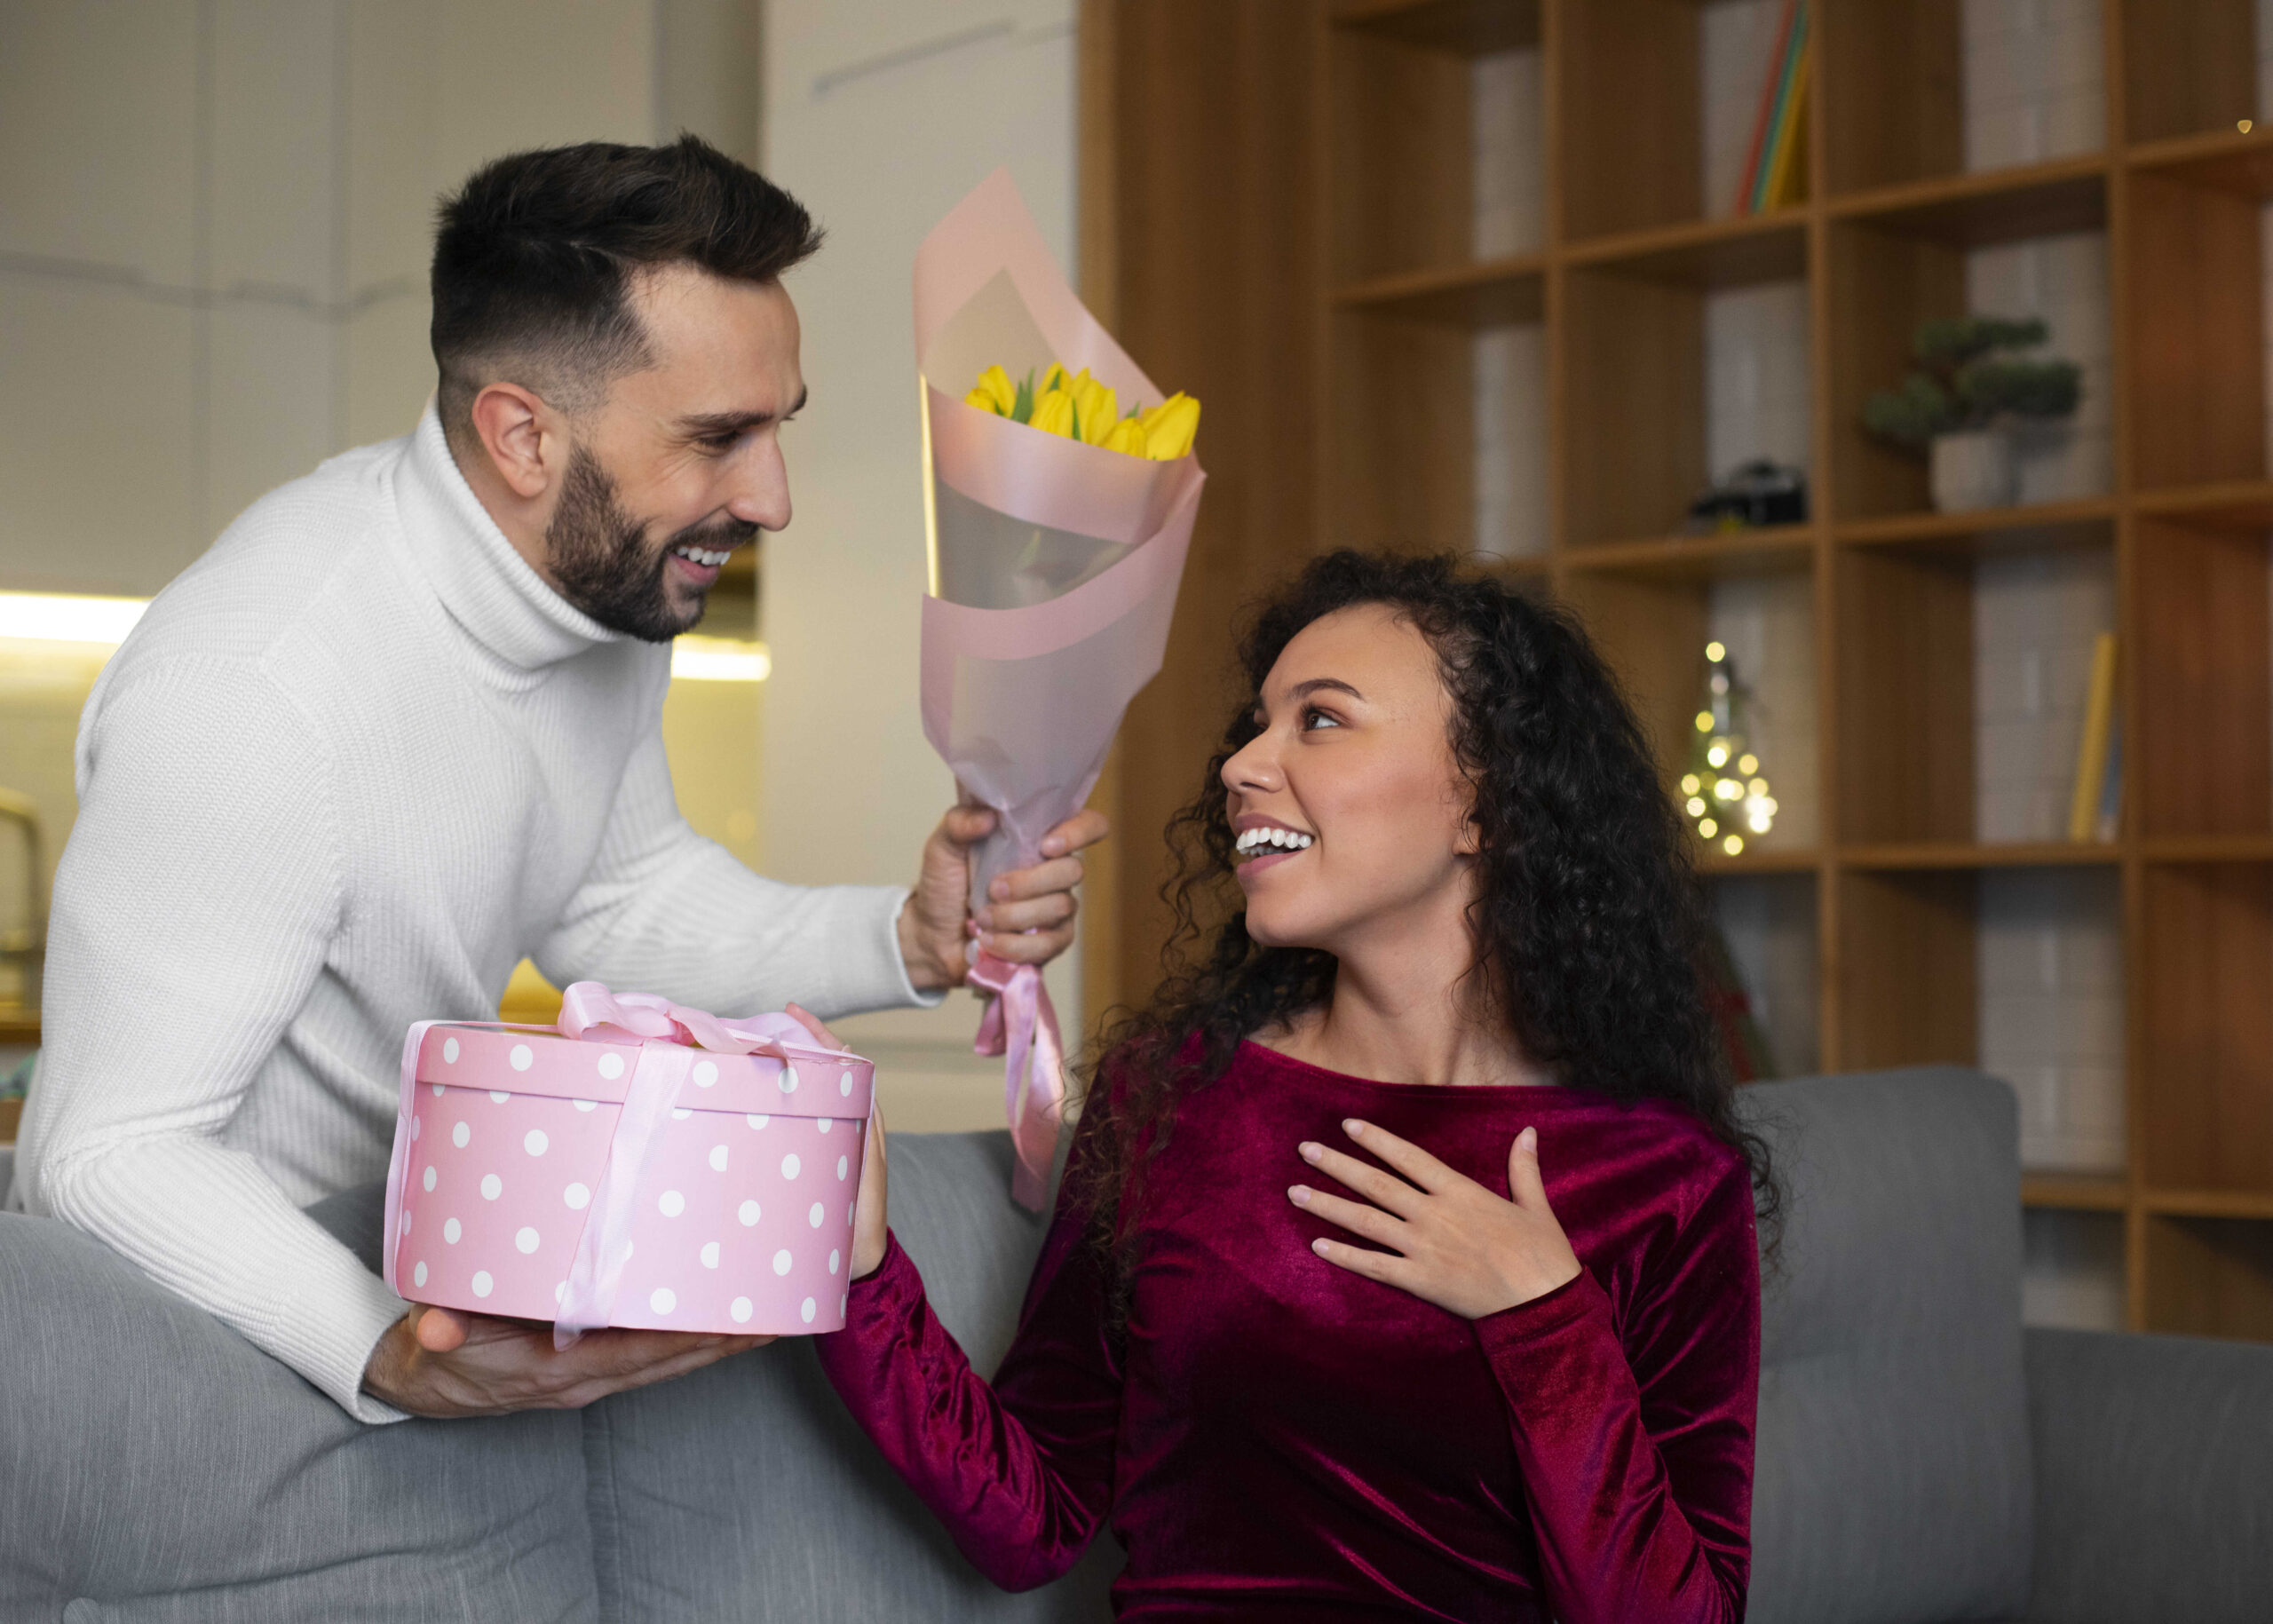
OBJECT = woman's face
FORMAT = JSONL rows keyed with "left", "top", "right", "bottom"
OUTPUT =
{"left": 1221, "top": 604, "right": 1477, "bottom": 955}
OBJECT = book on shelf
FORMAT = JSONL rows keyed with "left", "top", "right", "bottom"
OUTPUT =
{"left": 2067, "top": 630, "right": 2119, "bottom": 843}
{"left": 1738, "top": 0, "right": 1810, "bottom": 216}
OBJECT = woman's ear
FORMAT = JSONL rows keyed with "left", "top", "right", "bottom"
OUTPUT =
{"left": 1454, "top": 808, "right": 1484, "bottom": 857}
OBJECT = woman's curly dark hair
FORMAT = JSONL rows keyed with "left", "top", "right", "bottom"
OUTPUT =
{"left": 1066, "top": 549, "right": 1778, "bottom": 1270}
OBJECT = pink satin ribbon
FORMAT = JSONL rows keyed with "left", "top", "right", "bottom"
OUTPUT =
{"left": 967, "top": 952, "right": 1064, "bottom": 1211}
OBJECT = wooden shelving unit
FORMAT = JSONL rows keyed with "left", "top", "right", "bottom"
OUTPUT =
{"left": 1311, "top": 0, "right": 2273, "bottom": 1342}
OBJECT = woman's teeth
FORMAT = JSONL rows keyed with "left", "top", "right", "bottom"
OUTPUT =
{"left": 1235, "top": 827, "right": 1314, "bottom": 859}
{"left": 672, "top": 543, "right": 733, "bottom": 567}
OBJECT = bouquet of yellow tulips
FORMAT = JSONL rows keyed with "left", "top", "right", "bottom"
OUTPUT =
{"left": 915, "top": 170, "right": 1208, "bottom": 1211}
{"left": 964, "top": 362, "right": 1201, "bottom": 462}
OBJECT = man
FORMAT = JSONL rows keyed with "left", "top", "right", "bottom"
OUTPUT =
{"left": 11, "top": 138, "right": 1101, "bottom": 1422}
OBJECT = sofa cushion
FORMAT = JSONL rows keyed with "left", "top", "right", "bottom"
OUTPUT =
{"left": 583, "top": 1129, "right": 1115, "bottom": 1623}
{"left": 0, "top": 1196, "right": 597, "bottom": 1622}
{"left": 2024, "top": 1326, "right": 2273, "bottom": 1623}
{"left": 1740, "top": 1067, "right": 2033, "bottom": 1624}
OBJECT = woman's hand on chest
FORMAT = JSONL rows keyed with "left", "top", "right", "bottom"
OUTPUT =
{"left": 1289, "top": 1120, "right": 1582, "bottom": 1319}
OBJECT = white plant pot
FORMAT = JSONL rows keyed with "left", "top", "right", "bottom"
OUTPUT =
{"left": 1929, "top": 429, "right": 2019, "bottom": 513}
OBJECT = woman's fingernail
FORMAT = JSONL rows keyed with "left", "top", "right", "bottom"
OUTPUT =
{"left": 1298, "top": 1141, "right": 1322, "bottom": 1163}
{"left": 1520, "top": 1126, "right": 1537, "bottom": 1152}
{"left": 1311, "top": 1238, "right": 1331, "bottom": 1256}
{"left": 1042, "top": 837, "right": 1065, "bottom": 855}
{"left": 1287, "top": 1184, "right": 1311, "bottom": 1206}
{"left": 1342, "top": 1119, "right": 1364, "bottom": 1139}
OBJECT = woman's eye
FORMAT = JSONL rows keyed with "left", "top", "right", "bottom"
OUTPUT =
{"left": 1302, "top": 707, "right": 1342, "bottom": 731}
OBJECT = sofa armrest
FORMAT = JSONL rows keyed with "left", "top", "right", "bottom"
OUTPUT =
{"left": 2024, "top": 1326, "right": 2273, "bottom": 1622}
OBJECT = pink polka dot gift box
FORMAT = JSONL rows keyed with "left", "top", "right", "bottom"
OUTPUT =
{"left": 382, "top": 983, "right": 871, "bottom": 1343}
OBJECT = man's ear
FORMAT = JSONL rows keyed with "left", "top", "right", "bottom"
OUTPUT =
{"left": 469, "top": 381, "right": 564, "bottom": 501}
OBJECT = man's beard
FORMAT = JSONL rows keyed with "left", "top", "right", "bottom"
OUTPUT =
{"left": 544, "top": 445, "right": 756, "bottom": 643}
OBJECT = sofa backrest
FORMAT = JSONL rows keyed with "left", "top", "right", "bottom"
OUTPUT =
{"left": 0, "top": 1200, "right": 598, "bottom": 1620}
{"left": 1741, "top": 1067, "right": 2033, "bottom": 1624}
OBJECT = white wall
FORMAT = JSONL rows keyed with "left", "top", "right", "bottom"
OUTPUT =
{"left": 758, "top": 1, "right": 1082, "bottom": 1127}
{"left": 0, "top": 0, "right": 767, "bottom": 598}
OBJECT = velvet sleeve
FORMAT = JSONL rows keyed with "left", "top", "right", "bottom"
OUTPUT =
{"left": 812, "top": 1201, "right": 1124, "bottom": 1592}
{"left": 1475, "top": 1153, "right": 1760, "bottom": 1624}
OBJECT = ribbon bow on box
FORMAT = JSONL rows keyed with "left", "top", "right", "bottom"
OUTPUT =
{"left": 384, "top": 983, "right": 864, "bottom": 1350}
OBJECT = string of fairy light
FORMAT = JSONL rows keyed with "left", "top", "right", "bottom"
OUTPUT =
{"left": 1683, "top": 639, "right": 1777, "bottom": 857}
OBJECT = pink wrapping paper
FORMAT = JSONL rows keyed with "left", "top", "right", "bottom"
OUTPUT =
{"left": 915, "top": 170, "right": 1204, "bottom": 1208}
{"left": 382, "top": 985, "right": 870, "bottom": 1339}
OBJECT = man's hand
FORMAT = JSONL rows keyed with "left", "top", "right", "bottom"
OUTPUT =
{"left": 362, "top": 1306, "right": 772, "bottom": 1418}
{"left": 897, "top": 804, "right": 1111, "bottom": 992}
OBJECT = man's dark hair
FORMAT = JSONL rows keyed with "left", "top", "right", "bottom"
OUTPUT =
{"left": 430, "top": 135, "right": 822, "bottom": 446}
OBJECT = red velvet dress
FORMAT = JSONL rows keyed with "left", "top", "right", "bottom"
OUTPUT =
{"left": 815, "top": 1040, "right": 1760, "bottom": 1621}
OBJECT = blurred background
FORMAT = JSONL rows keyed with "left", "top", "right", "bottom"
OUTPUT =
{"left": 0, "top": 0, "right": 1083, "bottom": 1129}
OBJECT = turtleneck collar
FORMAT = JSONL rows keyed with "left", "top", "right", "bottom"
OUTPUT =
{"left": 391, "top": 403, "right": 627, "bottom": 677}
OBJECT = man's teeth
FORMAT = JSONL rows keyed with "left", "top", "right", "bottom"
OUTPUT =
{"left": 1235, "top": 827, "right": 1314, "bottom": 857}
{"left": 672, "top": 544, "right": 733, "bottom": 567}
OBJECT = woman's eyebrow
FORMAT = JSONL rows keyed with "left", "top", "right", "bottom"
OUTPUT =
{"left": 1285, "top": 677, "right": 1364, "bottom": 702}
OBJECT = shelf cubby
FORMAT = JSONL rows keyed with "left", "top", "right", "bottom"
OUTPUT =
{"left": 2144, "top": 1212, "right": 2273, "bottom": 1339}
{"left": 2132, "top": 517, "right": 2271, "bottom": 842}
{"left": 2137, "top": 860, "right": 2273, "bottom": 1197}
{"left": 2119, "top": 0, "right": 2260, "bottom": 147}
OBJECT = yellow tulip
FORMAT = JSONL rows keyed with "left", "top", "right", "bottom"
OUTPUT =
{"left": 1070, "top": 370, "right": 1118, "bottom": 446}
{"left": 1039, "top": 362, "right": 1069, "bottom": 395}
{"left": 965, "top": 363, "right": 1017, "bottom": 416}
{"left": 1028, "top": 387, "right": 1076, "bottom": 440}
{"left": 1140, "top": 392, "right": 1200, "bottom": 460}
{"left": 1101, "top": 415, "right": 1148, "bottom": 456}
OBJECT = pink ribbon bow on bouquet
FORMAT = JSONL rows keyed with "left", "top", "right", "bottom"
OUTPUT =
{"left": 966, "top": 952, "right": 1066, "bottom": 1210}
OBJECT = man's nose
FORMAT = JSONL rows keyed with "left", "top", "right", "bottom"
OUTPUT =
{"left": 729, "top": 438, "right": 792, "bottom": 533}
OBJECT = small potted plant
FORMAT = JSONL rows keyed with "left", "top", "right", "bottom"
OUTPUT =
{"left": 1862, "top": 315, "right": 2081, "bottom": 512}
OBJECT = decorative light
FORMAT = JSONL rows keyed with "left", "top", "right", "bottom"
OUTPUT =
{"left": 1683, "top": 640, "right": 1776, "bottom": 853}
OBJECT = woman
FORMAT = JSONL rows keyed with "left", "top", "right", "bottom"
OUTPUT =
{"left": 803, "top": 551, "right": 1770, "bottom": 1622}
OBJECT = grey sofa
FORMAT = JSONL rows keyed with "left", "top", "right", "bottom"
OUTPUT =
{"left": 2, "top": 1068, "right": 2267, "bottom": 1621}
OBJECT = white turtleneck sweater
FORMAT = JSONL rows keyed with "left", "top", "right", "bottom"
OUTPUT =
{"left": 12, "top": 407, "right": 931, "bottom": 1422}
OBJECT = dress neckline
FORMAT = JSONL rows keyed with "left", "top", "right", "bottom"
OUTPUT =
{"left": 1235, "top": 1038, "right": 1585, "bottom": 1101}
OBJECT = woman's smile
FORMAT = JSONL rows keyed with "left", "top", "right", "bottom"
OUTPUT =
{"left": 1232, "top": 816, "right": 1316, "bottom": 880}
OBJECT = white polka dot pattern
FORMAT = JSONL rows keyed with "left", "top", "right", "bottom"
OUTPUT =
{"left": 650, "top": 1287, "right": 676, "bottom": 1314}
{"left": 508, "top": 1045, "right": 533, "bottom": 1072}
{"left": 598, "top": 1052, "right": 624, "bottom": 1081}
{"left": 392, "top": 1048, "right": 869, "bottom": 1334}
{"left": 442, "top": 1038, "right": 459, "bottom": 1065}
{"left": 693, "top": 1060, "right": 718, "bottom": 1089}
